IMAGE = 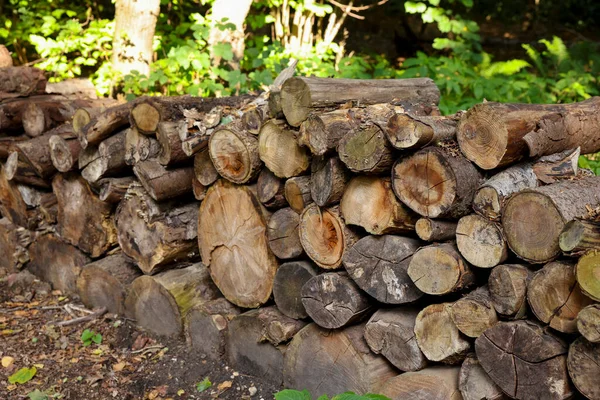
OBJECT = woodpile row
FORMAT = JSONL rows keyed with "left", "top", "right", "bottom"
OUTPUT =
{"left": 1, "top": 65, "right": 600, "bottom": 400}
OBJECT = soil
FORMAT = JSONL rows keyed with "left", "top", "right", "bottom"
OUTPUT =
{"left": 0, "top": 277, "right": 283, "bottom": 400}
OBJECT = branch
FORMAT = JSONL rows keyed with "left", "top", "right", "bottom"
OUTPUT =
{"left": 49, "top": 307, "right": 107, "bottom": 327}
{"left": 327, "top": 0, "right": 390, "bottom": 19}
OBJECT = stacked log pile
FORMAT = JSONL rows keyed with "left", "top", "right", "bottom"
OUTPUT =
{"left": 1, "top": 65, "right": 600, "bottom": 400}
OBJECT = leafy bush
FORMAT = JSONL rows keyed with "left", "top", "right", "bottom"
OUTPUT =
{"left": 275, "top": 389, "right": 390, "bottom": 400}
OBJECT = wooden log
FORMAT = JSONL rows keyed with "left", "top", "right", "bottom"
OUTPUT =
{"left": 0, "top": 95, "right": 68, "bottom": 133}
{"left": 475, "top": 320, "right": 572, "bottom": 400}
{"left": 257, "top": 169, "right": 287, "bottom": 209}
{"left": 272, "top": 261, "right": 317, "bottom": 319}
{"left": 21, "top": 99, "right": 104, "bottom": 137}
{"left": 0, "top": 164, "right": 41, "bottom": 229}
{"left": 340, "top": 176, "right": 418, "bottom": 235}
{"left": 576, "top": 250, "right": 600, "bottom": 301}
{"left": 415, "top": 218, "right": 457, "bottom": 242}
{"left": 385, "top": 113, "right": 458, "bottom": 150}
{"left": 414, "top": 303, "right": 471, "bottom": 364}
{"left": 0, "top": 45, "right": 11, "bottom": 67}
{"left": 280, "top": 76, "right": 440, "bottom": 127}
{"left": 577, "top": 304, "right": 600, "bottom": 343}
{"left": 392, "top": 145, "right": 482, "bottom": 219}
{"left": 380, "top": 367, "right": 462, "bottom": 400}
{"left": 343, "top": 235, "right": 423, "bottom": 304}
{"left": 301, "top": 272, "right": 372, "bottom": 329}
{"left": 208, "top": 126, "right": 262, "bottom": 184}
{"left": 81, "top": 130, "right": 127, "bottom": 183}
{"left": 337, "top": 123, "right": 395, "bottom": 175}
{"left": 133, "top": 159, "right": 194, "bottom": 201}
{"left": 52, "top": 173, "right": 117, "bottom": 258}
{"left": 193, "top": 148, "right": 218, "bottom": 187}
{"left": 459, "top": 354, "right": 507, "bottom": 400}
{"left": 532, "top": 147, "right": 580, "bottom": 184}
{"left": 283, "top": 323, "right": 397, "bottom": 397}
{"left": 181, "top": 133, "right": 209, "bottom": 157}
{"left": 241, "top": 106, "right": 267, "bottom": 135}
{"left": 157, "top": 120, "right": 188, "bottom": 165}
{"left": 79, "top": 101, "right": 132, "bottom": 148}
{"left": 0, "top": 66, "right": 46, "bottom": 101}
{"left": 116, "top": 183, "right": 198, "bottom": 275}
{"left": 45, "top": 78, "right": 99, "bottom": 100}
{"left": 450, "top": 286, "right": 498, "bottom": 338}
{"left": 266, "top": 207, "right": 303, "bottom": 260}
{"left": 76, "top": 252, "right": 141, "bottom": 314}
{"left": 364, "top": 308, "right": 427, "bottom": 372}
{"left": 198, "top": 180, "right": 278, "bottom": 308}
{"left": 298, "top": 109, "right": 355, "bottom": 156}
{"left": 559, "top": 218, "right": 600, "bottom": 254}
{"left": 125, "top": 263, "right": 221, "bottom": 337}
{"left": 124, "top": 126, "right": 161, "bottom": 165}
{"left": 4, "top": 151, "right": 50, "bottom": 188}
{"left": 284, "top": 176, "right": 312, "bottom": 213}
{"left": 97, "top": 176, "right": 135, "bottom": 203}
{"left": 299, "top": 204, "right": 359, "bottom": 270}
{"left": 567, "top": 337, "right": 600, "bottom": 400}
{"left": 258, "top": 120, "right": 310, "bottom": 178}
{"left": 17, "top": 185, "right": 57, "bottom": 225}
{"left": 0, "top": 136, "right": 27, "bottom": 158}
{"left": 408, "top": 242, "right": 475, "bottom": 295}
{"left": 191, "top": 177, "right": 207, "bottom": 201}
{"left": 0, "top": 218, "right": 31, "bottom": 273}
{"left": 72, "top": 102, "right": 120, "bottom": 134}
{"left": 502, "top": 176, "right": 600, "bottom": 263}
{"left": 77, "top": 145, "right": 98, "bottom": 169}
{"left": 488, "top": 264, "right": 532, "bottom": 319}
{"left": 456, "top": 214, "right": 508, "bottom": 269}
{"left": 310, "top": 156, "right": 351, "bottom": 207}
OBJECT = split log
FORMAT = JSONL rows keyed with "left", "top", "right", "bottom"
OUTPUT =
{"left": 567, "top": 337, "right": 600, "bottom": 400}
{"left": 342, "top": 235, "right": 423, "bottom": 304}
{"left": 193, "top": 148, "right": 218, "bottom": 187}
{"left": 208, "top": 126, "right": 262, "bottom": 184}
{"left": 414, "top": 303, "right": 471, "bottom": 364}
{"left": 392, "top": 145, "right": 482, "bottom": 219}
{"left": 272, "top": 261, "right": 317, "bottom": 319}
{"left": 192, "top": 177, "right": 207, "bottom": 201}
{"left": 0, "top": 164, "right": 41, "bottom": 229}
{"left": 76, "top": 252, "right": 141, "bottom": 314}
{"left": 116, "top": 183, "right": 198, "bottom": 275}
{"left": 310, "top": 156, "right": 351, "bottom": 207}
{"left": 449, "top": 286, "right": 498, "bottom": 338}
{"left": 528, "top": 260, "right": 593, "bottom": 333}
{"left": 133, "top": 159, "right": 194, "bottom": 201}
{"left": 337, "top": 122, "right": 395, "bottom": 174}
{"left": 532, "top": 147, "right": 580, "bottom": 184}
{"left": 459, "top": 354, "right": 507, "bottom": 400}
{"left": 298, "top": 109, "right": 355, "bottom": 156}
{"left": 364, "top": 308, "right": 427, "bottom": 372}
{"left": 577, "top": 304, "right": 600, "bottom": 343}
{"left": 97, "top": 176, "right": 135, "bottom": 203}
{"left": 157, "top": 120, "right": 188, "bottom": 165}
{"left": 0, "top": 66, "right": 46, "bottom": 100}
{"left": 380, "top": 367, "right": 462, "bottom": 400}
{"left": 53, "top": 173, "right": 117, "bottom": 258}
{"left": 81, "top": 130, "right": 127, "bottom": 183}
{"left": 456, "top": 214, "right": 508, "bottom": 268}
{"left": 408, "top": 242, "right": 475, "bottom": 295}
{"left": 340, "top": 176, "right": 418, "bottom": 235}
{"left": 283, "top": 323, "right": 397, "bottom": 397}
{"left": 284, "top": 175, "right": 312, "bottom": 213}
{"left": 502, "top": 176, "right": 600, "bottom": 263}
{"left": 258, "top": 120, "right": 310, "bottom": 178}
{"left": 185, "top": 298, "right": 240, "bottom": 358}
{"left": 299, "top": 204, "right": 359, "bottom": 269}
{"left": 198, "top": 180, "right": 278, "bottom": 308}
{"left": 280, "top": 76, "right": 440, "bottom": 127}
{"left": 559, "top": 218, "right": 600, "bottom": 254}
{"left": 576, "top": 250, "right": 600, "bottom": 301}
{"left": 267, "top": 207, "right": 303, "bottom": 259}
{"left": 125, "top": 263, "right": 221, "bottom": 337}
{"left": 301, "top": 272, "right": 372, "bottom": 329}
{"left": 124, "top": 126, "right": 161, "bottom": 165}
{"left": 475, "top": 320, "right": 572, "bottom": 400}
{"left": 0, "top": 218, "right": 31, "bottom": 273}
{"left": 385, "top": 113, "right": 458, "bottom": 150}
{"left": 4, "top": 151, "right": 50, "bottom": 188}
{"left": 257, "top": 169, "right": 287, "bottom": 209}
{"left": 488, "top": 264, "right": 532, "bottom": 319}
{"left": 415, "top": 218, "right": 457, "bottom": 242}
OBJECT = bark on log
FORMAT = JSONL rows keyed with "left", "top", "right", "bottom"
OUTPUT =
{"left": 310, "top": 156, "right": 351, "bottom": 207}
{"left": 267, "top": 207, "right": 303, "bottom": 260}
{"left": 0, "top": 66, "right": 46, "bottom": 101}
{"left": 459, "top": 354, "right": 507, "bottom": 400}
{"left": 257, "top": 169, "right": 287, "bottom": 209}
{"left": 415, "top": 218, "right": 457, "bottom": 242}
{"left": 258, "top": 120, "right": 310, "bottom": 178}
{"left": 194, "top": 148, "right": 219, "bottom": 187}
{"left": 392, "top": 145, "right": 482, "bottom": 219}
{"left": 342, "top": 235, "right": 423, "bottom": 304}
{"left": 576, "top": 250, "right": 600, "bottom": 301}
{"left": 0, "top": 218, "right": 31, "bottom": 273}
{"left": 45, "top": 78, "right": 99, "bottom": 100}
{"left": 0, "top": 95, "right": 66, "bottom": 133}
{"left": 386, "top": 113, "right": 458, "bottom": 150}
{"left": 364, "top": 308, "right": 427, "bottom": 372}
{"left": 272, "top": 261, "right": 317, "bottom": 319}
{"left": 379, "top": 367, "right": 462, "bottom": 400}
{"left": 284, "top": 175, "right": 312, "bottom": 213}
{"left": 79, "top": 101, "right": 133, "bottom": 148}
{"left": 72, "top": 103, "right": 120, "bottom": 134}
{"left": 337, "top": 122, "right": 395, "bottom": 174}
{"left": 567, "top": 337, "right": 600, "bottom": 400}
{"left": 532, "top": 147, "right": 580, "bottom": 184}
{"left": 21, "top": 99, "right": 103, "bottom": 137}
{"left": 97, "top": 176, "right": 135, "bottom": 204}
{"left": 181, "top": 133, "right": 209, "bottom": 157}
{"left": 456, "top": 214, "right": 508, "bottom": 269}
{"left": 241, "top": 106, "right": 267, "bottom": 135}
{"left": 298, "top": 109, "right": 355, "bottom": 156}
{"left": 577, "top": 304, "right": 600, "bottom": 343}
{"left": 198, "top": 180, "right": 278, "bottom": 308}
{"left": 124, "top": 126, "right": 161, "bottom": 166}
{"left": 157, "top": 120, "right": 188, "bottom": 165}
{"left": 77, "top": 145, "right": 98, "bottom": 170}
{"left": 449, "top": 286, "right": 498, "bottom": 338}
{"left": 81, "top": 130, "right": 127, "bottom": 183}
{"left": 475, "top": 320, "right": 572, "bottom": 400}
{"left": 4, "top": 151, "right": 51, "bottom": 188}
{"left": 133, "top": 159, "right": 194, "bottom": 201}
{"left": 502, "top": 176, "right": 600, "bottom": 263}
{"left": 0, "top": 136, "right": 27, "bottom": 159}
{"left": 559, "top": 218, "right": 600, "bottom": 254}
{"left": 192, "top": 177, "right": 207, "bottom": 201}
{"left": 488, "top": 264, "right": 532, "bottom": 319}
{"left": 16, "top": 185, "right": 58, "bottom": 225}
{"left": 0, "top": 164, "right": 35, "bottom": 228}
{"left": 208, "top": 126, "right": 262, "bottom": 184}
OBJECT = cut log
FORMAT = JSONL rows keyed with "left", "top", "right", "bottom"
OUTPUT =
{"left": 28, "top": 233, "right": 90, "bottom": 294}
{"left": 0, "top": 66, "right": 46, "bottom": 100}
{"left": 241, "top": 106, "right": 267, "bottom": 135}
{"left": 45, "top": 78, "right": 99, "bottom": 100}
{"left": 0, "top": 95, "right": 68, "bottom": 133}
{"left": 0, "top": 164, "right": 35, "bottom": 228}
{"left": 267, "top": 207, "right": 303, "bottom": 259}
{"left": 456, "top": 214, "right": 508, "bottom": 269}
{"left": 272, "top": 261, "right": 317, "bottom": 319}
{"left": 193, "top": 148, "right": 218, "bottom": 186}
{"left": 386, "top": 113, "right": 458, "bottom": 150}
{"left": 299, "top": 204, "right": 359, "bottom": 269}
{"left": 192, "top": 177, "right": 207, "bottom": 201}
{"left": 97, "top": 176, "right": 135, "bottom": 203}
{"left": 414, "top": 303, "right": 471, "bottom": 364}
{"left": 80, "top": 130, "right": 127, "bottom": 183}
{"left": 567, "top": 337, "right": 600, "bottom": 400}
{"left": 364, "top": 308, "right": 427, "bottom": 372}
{"left": 408, "top": 242, "right": 475, "bottom": 295}
{"left": 310, "top": 156, "right": 351, "bottom": 207}
{"left": 532, "top": 147, "right": 580, "bottom": 184}
{"left": 576, "top": 250, "right": 600, "bottom": 301}
{"left": 0, "top": 136, "right": 27, "bottom": 159}
{"left": 488, "top": 264, "right": 532, "bottom": 319}
{"left": 258, "top": 120, "right": 310, "bottom": 178}
{"left": 257, "top": 169, "right": 287, "bottom": 209}
{"left": 449, "top": 286, "right": 498, "bottom": 338}
{"left": 133, "top": 159, "right": 194, "bottom": 201}
{"left": 298, "top": 109, "right": 355, "bottom": 156}
{"left": 76, "top": 252, "right": 141, "bottom": 314}
{"left": 284, "top": 175, "right": 312, "bottom": 213}
{"left": 459, "top": 354, "right": 507, "bottom": 400}
{"left": 181, "top": 133, "right": 209, "bottom": 157}
{"left": 17, "top": 185, "right": 58, "bottom": 225}
{"left": 0, "top": 218, "right": 31, "bottom": 273}
{"left": 415, "top": 218, "right": 457, "bottom": 242}
{"left": 502, "top": 176, "right": 600, "bottom": 263}
{"left": 116, "top": 183, "right": 198, "bottom": 275}
{"left": 280, "top": 76, "right": 440, "bottom": 127}
{"left": 4, "top": 151, "right": 51, "bottom": 188}
{"left": 125, "top": 263, "right": 221, "bottom": 337}
{"left": 283, "top": 323, "right": 397, "bottom": 397}
{"left": 577, "top": 304, "right": 600, "bottom": 343}
{"left": 475, "top": 320, "right": 572, "bottom": 400}
{"left": 198, "top": 180, "right": 278, "bottom": 308}
{"left": 157, "top": 120, "right": 188, "bottom": 165}
{"left": 79, "top": 101, "right": 132, "bottom": 148}
{"left": 379, "top": 367, "right": 462, "bottom": 400}
{"left": 208, "top": 126, "right": 262, "bottom": 184}
{"left": 21, "top": 99, "right": 103, "bottom": 137}
{"left": 77, "top": 145, "right": 98, "bottom": 169}
{"left": 342, "top": 235, "right": 423, "bottom": 304}
{"left": 52, "top": 173, "right": 117, "bottom": 258}
{"left": 337, "top": 123, "right": 395, "bottom": 174}
{"left": 392, "top": 145, "right": 482, "bottom": 219}
{"left": 340, "top": 176, "right": 418, "bottom": 235}
{"left": 124, "top": 126, "right": 162, "bottom": 166}
{"left": 559, "top": 218, "right": 600, "bottom": 254}
{"left": 72, "top": 102, "right": 120, "bottom": 134}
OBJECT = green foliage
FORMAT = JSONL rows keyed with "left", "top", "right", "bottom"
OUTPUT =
{"left": 27, "top": 390, "right": 48, "bottom": 400}
{"left": 579, "top": 155, "right": 600, "bottom": 176}
{"left": 8, "top": 367, "right": 37, "bottom": 384}
{"left": 195, "top": 377, "right": 212, "bottom": 393}
{"left": 80, "top": 329, "right": 102, "bottom": 346}
{"left": 274, "top": 389, "right": 391, "bottom": 400}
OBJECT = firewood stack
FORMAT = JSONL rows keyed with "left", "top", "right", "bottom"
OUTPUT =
{"left": 1, "top": 65, "right": 600, "bottom": 400}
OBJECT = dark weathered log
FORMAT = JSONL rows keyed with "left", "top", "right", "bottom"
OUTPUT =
{"left": 21, "top": 99, "right": 104, "bottom": 137}
{"left": 392, "top": 145, "right": 482, "bottom": 219}
{"left": 456, "top": 214, "right": 508, "bottom": 269}
{"left": 157, "top": 120, "right": 188, "bottom": 165}
{"left": 77, "top": 145, "right": 98, "bottom": 169}
{"left": 0, "top": 66, "right": 46, "bottom": 101}
{"left": 0, "top": 164, "right": 35, "bottom": 228}
{"left": 133, "top": 159, "right": 194, "bottom": 201}
{"left": 124, "top": 126, "right": 161, "bottom": 165}
{"left": 310, "top": 156, "right": 351, "bottom": 207}
{"left": 343, "top": 235, "right": 423, "bottom": 304}
{"left": 72, "top": 102, "right": 120, "bottom": 134}
{"left": 97, "top": 176, "right": 135, "bottom": 203}
{"left": 258, "top": 120, "right": 310, "bottom": 178}
{"left": 81, "top": 130, "right": 127, "bottom": 183}
{"left": 576, "top": 250, "right": 600, "bottom": 301}
{"left": 0, "top": 218, "right": 31, "bottom": 273}
{"left": 459, "top": 354, "right": 507, "bottom": 400}
{"left": 208, "top": 126, "right": 262, "bottom": 184}
{"left": 415, "top": 218, "right": 457, "bottom": 242}
{"left": 284, "top": 175, "right": 312, "bottom": 213}
{"left": 380, "top": 367, "right": 462, "bottom": 400}
{"left": 502, "top": 176, "right": 600, "bottom": 263}
{"left": 364, "top": 308, "right": 427, "bottom": 372}
{"left": 577, "top": 304, "right": 600, "bottom": 343}
{"left": 267, "top": 207, "right": 303, "bottom": 259}
{"left": 257, "top": 169, "right": 287, "bottom": 209}
{"left": 17, "top": 185, "right": 58, "bottom": 225}
{"left": 532, "top": 147, "right": 580, "bottom": 184}
{"left": 450, "top": 286, "right": 498, "bottom": 338}
{"left": 198, "top": 180, "right": 278, "bottom": 308}
{"left": 272, "top": 261, "right": 317, "bottom": 319}
{"left": 488, "top": 264, "right": 532, "bottom": 319}
{"left": 4, "top": 151, "right": 51, "bottom": 188}
{"left": 559, "top": 218, "right": 600, "bottom": 254}
{"left": 241, "top": 106, "right": 267, "bottom": 135}
{"left": 386, "top": 113, "right": 458, "bottom": 150}
{"left": 79, "top": 101, "right": 133, "bottom": 148}
{"left": 0, "top": 95, "right": 68, "bottom": 133}
{"left": 193, "top": 148, "right": 218, "bottom": 186}
{"left": 0, "top": 136, "right": 27, "bottom": 158}
{"left": 567, "top": 337, "right": 600, "bottom": 400}
{"left": 283, "top": 323, "right": 397, "bottom": 397}
{"left": 475, "top": 320, "right": 572, "bottom": 400}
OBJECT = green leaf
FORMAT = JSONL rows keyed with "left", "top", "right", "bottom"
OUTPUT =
{"left": 332, "top": 393, "right": 391, "bottom": 400}
{"left": 9, "top": 367, "right": 37, "bottom": 384}
{"left": 212, "top": 43, "right": 234, "bottom": 61}
{"left": 92, "top": 333, "right": 102, "bottom": 345}
{"left": 27, "top": 389, "right": 48, "bottom": 400}
{"left": 196, "top": 377, "right": 212, "bottom": 393}
{"left": 274, "top": 389, "right": 312, "bottom": 400}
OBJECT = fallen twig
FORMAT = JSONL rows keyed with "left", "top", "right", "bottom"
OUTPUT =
{"left": 49, "top": 307, "right": 107, "bottom": 327}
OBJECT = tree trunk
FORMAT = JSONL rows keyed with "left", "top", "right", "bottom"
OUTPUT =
{"left": 415, "top": 218, "right": 457, "bottom": 242}
{"left": 97, "top": 176, "right": 135, "bottom": 203}
{"left": 559, "top": 218, "right": 600, "bottom": 254}
{"left": 449, "top": 286, "right": 498, "bottom": 338}
{"left": 133, "top": 159, "right": 194, "bottom": 201}
{"left": 310, "top": 156, "right": 351, "bottom": 207}
{"left": 208, "top": 126, "right": 262, "bottom": 184}
{"left": 577, "top": 304, "right": 600, "bottom": 343}
{"left": 576, "top": 250, "right": 600, "bottom": 301}
{"left": 459, "top": 354, "right": 507, "bottom": 400}
{"left": 488, "top": 264, "right": 532, "bottom": 319}
{"left": 386, "top": 113, "right": 458, "bottom": 150}
{"left": 342, "top": 235, "right": 423, "bottom": 304}
{"left": 80, "top": 130, "right": 128, "bottom": 183}
{"left": 0, "top": 66, "right": 46, "bottom": 101}
{"left": 284, "top": 176, "right": 312, "bottom": 213}
{"left": 79, "top": 102, "right": 132, "bottom": 148}
{"left": 0, "top": 218, "right": 31, "bottom": 273}
{"left": 567, "top": 337, "right": 600, "bottom": 400}
{"left": 208, "top": 0, "right": 254, "bottom": 67}
{"left": 502, "top": 176, "right": 600, "bottom": 263}
{"left": 272, "top": 261, "right": 317, "bottom": 319}
{"left": 456, "top": 214, "right": 508, "bottom": 269}
{"left": 258, "top": 120, "right": 310, "bottom": 178}
{"left": 194, "top": 148, "right": 219, "bottom": 187}
{"left": 157, "top": 120, "right": 188, "bottom": 166}
{"left": 380, "top": 367, "right": 463, "bottom": 400}
{"left": 257, "top": 169, "right": 287, "bottom": 209}
{"left": 267, "top": 207, "right": 303, "bottom": 260}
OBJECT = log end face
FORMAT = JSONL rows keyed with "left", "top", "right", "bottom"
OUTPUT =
{"left": 299, "top": 115, "right": 327, "bottom": 155}
{"left": 72, "top": 109, "right": 91, "bottom": 134}
{"left": 386, "top": 113, "right": 431, "bottom": 149}
{"left": 473, "top": 186, "right": 501, "bottom": 221}
{"left": 131, "top": 102, "right": 160, "bottom": 134}
{"left": 22, "top": 102, "right": 45, "bottom": 137}
{"left": 456, "top": 214, "right": 507, "bottom": 269}
{"left": 49, "top": 135, "right": 74, "bottom": 173}
{"left": 4, "top": 151, "right": 19, "bottom": 180}
{"left": 576, "top": 250, "right": 600, "bottom": 302}
{"left": 558, "top": 219, "right": 585, "bottom": 253}
{"left": 408, "top": 246, "right": 463, "bottom": 295}
{"left": 281, "top": 77, "right": 310, "bottom": 127}
{"left": 299, "top": 205, "right": 345, "bottom": 270}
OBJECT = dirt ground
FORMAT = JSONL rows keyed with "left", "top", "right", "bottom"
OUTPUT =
{"left": 0, "top": 277, "right": 283, "bottom": 400}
